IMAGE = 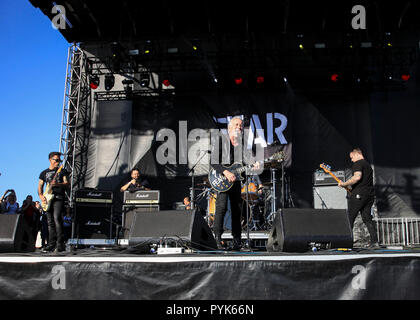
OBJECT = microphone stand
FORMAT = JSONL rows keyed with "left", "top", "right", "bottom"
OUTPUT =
{"left": 243, "top": 170, "right": 252, "bottom": 251}
{"left": 188, "top": 150, "right": 209, "bottom": 211}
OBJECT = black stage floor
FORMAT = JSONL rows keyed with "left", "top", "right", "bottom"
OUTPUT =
{"left": 1, "top": 243, "right": 420, "bottom": 301}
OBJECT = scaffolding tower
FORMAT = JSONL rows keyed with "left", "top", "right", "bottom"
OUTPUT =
{"left": 59, "top": 43, "right": 92, "bottom": 207}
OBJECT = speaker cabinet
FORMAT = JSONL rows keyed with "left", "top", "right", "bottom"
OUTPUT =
{"left": 0, "top": 214, "right": 35, "bottom": 253}
{"left": 313, "top": 186, "right": 348, "bottom": 209}
{"left": 266, "top": 209, "right": 353, "bottom": 252}
{"left": 74, "top": 204, "right": 113, "bottom": 239}
{"left": 128, "top": 209, "right": 217, "bottom": 251}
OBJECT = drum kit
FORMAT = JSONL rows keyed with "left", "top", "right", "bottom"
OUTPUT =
{"left": 191, "top": 155, "right": 286, "bottom": 232}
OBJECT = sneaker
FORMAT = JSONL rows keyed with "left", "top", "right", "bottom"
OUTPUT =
{"left": 231, "top": 238, "right": 242, "bottom": 251}
{"left": 215, "top": 235, "right": 224, "bottom": 250}
{"left": 56, "top": 244, "right": 66, "bottom": 252}
{"left": 41, "top": 244, "right": 56, "bottom": 253}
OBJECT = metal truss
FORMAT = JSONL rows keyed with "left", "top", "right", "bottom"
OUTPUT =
{"left": 59, "top": 43, "right": 91, "bottom": 207}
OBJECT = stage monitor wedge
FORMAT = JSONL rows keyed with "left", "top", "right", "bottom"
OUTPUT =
{"left": 266, "top": 208, "right": 353, "bottom": 252}
{"left": 128, "top": 209, "right": 217, "bottom": 251}
{"left": 0, "top": 214, "right": 35, "bottom": 253}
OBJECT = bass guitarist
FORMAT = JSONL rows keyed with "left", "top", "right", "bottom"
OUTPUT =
{"left": 210, "top": 117, "right": 260, "bottom": 250}
{"left": 38, "top": 152, "right": 69, "bottom": 253}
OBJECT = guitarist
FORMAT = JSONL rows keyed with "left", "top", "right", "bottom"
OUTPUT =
{"left": 338, "top": 148, "right": 379, "bottom": 248}
{"left": 210, "top": 117, "right": 260, "bottom": 250}
{"left": 38, "top": 152, "right": 69, "bottom": 253}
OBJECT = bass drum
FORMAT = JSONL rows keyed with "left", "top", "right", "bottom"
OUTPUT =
{"left": 241, "top": 182, "right": 259, "bottom": 202}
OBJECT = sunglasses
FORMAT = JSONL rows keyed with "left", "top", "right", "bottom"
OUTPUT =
{"left": 52, "top": 158, "right": 61, "bottom": 162}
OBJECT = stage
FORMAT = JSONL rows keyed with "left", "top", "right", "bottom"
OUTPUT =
{"left": 1, "top": 244, "right": 420, "bottom": 301}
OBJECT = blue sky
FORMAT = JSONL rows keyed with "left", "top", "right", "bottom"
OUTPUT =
{"left": 0, "top": 1, "right": 69, "bottom": 204}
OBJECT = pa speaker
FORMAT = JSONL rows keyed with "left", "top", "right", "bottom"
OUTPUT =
{"left": 266, "top": 209, "right": 353, "bottom": 252}
{"left": 128, "top": 209, "right": 217, "bottom": 251}
{"left": 0, "top": 214, "right": 35, "bottom": 253}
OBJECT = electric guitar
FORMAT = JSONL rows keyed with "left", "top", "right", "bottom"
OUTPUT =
{"left": 209, "top": 151, "right": 285, "bottom": 192}
{"left": 319, "top": 163, "right": 352, "bottom": 195}
{"left": 42, "top": 165, "right": 63, "bottom": 211}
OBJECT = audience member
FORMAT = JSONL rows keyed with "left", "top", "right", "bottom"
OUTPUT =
{"left": 35, "top": 201, "right": 49, "bottom": 249}
{"left": 20, "top": 195, "right": 40, "bottom": 239}
{"left": 0, "top": 189, "right": 19, "bottom": 214}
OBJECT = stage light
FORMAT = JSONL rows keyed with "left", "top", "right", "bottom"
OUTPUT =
{"left": 234, "top": 77, "right": 243, "bottom": 85}
{"left": 140, "top": 73, "right": 150, "bottom": 87}
{"left": 331, "top": 74, "right": 339, "bottom": 82}
{"left": 122, "top": 79, "right": 133, "bottom": 93}
{"left": 162, "top": 79, "right": 171, "bottom": 87}
{"left": 401, "top": 74, "right": 410, "bottom": 81}
{"left": 89, "top": 75, "right": 99, "bottom": 89}
{"left": 256, "top": 76, "right": 265, "bottom": 84}
{"left": 144, "top": 40, "right": 152, "bottom": 55}
{"left": 299, "top": 44, "right": 304, "bottom": 50}
{"left": 104, "top": 74, "right": 115, "bottom": 91}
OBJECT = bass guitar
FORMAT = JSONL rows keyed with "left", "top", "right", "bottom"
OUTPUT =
{"left": 319, "top": 163, "right": 352, "bottom": 195}
{"left": 42, "top": 165, "right": 63, "bottom": 211}
{"left": 209, "top": 151, "right": 284, "bottom": 192}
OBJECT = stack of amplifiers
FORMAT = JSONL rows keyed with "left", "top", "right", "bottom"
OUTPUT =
{"left": 313, "top": 170, "right": 348, "bottom": 209}
{"left": 74, "top": 189, "right": 113, "bottom": 242}
{"left": 122, "top": 190, "right": 160, "bottom": 238}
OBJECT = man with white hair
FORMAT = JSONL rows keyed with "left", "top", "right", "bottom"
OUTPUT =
{"left": 210, "top": 117, "right": 261, "bottom": 250}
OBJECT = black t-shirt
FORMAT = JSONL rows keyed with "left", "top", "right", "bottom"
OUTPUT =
{"left": 126, "top": 178, "right": 150, "bottom": 192}
{"left": 351, "top": 159, "right": 374, "bottom": 196}
{"left": 39, "top": 168, "right": 69, "bottom": 198}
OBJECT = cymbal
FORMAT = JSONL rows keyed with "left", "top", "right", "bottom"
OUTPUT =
{"left": 264, "top": 161, "right": 283, "bottom": 169}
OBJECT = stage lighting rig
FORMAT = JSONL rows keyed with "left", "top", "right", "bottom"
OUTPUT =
{"left": 105, "top": 74, "right": 115, "bottom": 91}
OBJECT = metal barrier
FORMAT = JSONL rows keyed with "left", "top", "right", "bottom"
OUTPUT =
{"left": 376, "top": 217, "right": 420, "bottom": 246}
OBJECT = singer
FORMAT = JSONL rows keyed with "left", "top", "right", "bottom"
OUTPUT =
{"left": 210, "top": 117, "right": 245, "bottom": 251}
{"left": 120, "top": 168, "right": 151, "bottom": 192}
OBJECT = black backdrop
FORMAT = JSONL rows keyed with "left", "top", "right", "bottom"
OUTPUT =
{"left": 87, "top": 82, "right": 420, "bottom": 218}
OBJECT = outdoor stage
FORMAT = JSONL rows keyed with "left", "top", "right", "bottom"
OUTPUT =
{"left": 1, "top": 243, "right": 420, "bottom": 301}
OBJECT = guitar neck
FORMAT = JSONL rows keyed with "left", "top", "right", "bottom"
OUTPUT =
{"left": 329, "top": 172, "right": 351, "bottom": 192}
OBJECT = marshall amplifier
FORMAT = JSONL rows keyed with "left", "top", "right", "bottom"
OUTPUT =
{"left": 73, "top": 189, "right": 113, "bottom": 240}
{"left": 123, "top": 190, "right": 160, "bottom": 205}
{"left": 75, "top": 189, "right": 113, "bottom": 206}
{"left": 313, "top": 170, "right": 346, "bottom": 186}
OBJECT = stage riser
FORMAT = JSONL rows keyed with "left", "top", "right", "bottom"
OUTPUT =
{"left": 0, "top": 255, "right": 420, "bottom": 300}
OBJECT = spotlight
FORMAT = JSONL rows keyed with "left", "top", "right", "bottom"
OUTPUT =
{"left": 331, "top": 73, "right": 339, "bottom": 82}
{"left": 140, "top": 73, "right": 150, "bottom": 88}
{"left": 162, "top": 79, "right": 171, "bottom": 87}
{"left": 234, "top": 77, "right": 243, "bottom": 85}
{"left": 122, "top": 79, "right": 133, "bottom": 93}
{"left": 89, "top": 75, "right": 99, "bottom": 89}
{"left": 401, "top": 74, "right": 410, "bottom": 81}
{"left": 104, "top": 74, "right": 115, "bottom": 91}
{"left": 144, "top": 40, "right": 152, "bottom": 55}
{"left": 256, "top": 76, "right": 265, "bottom": 84}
